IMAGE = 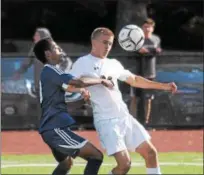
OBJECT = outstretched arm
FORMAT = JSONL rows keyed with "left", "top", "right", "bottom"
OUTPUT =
{"left": 63, "top": 77, "right": 113, "bottom": 101}
{"left": 66, "top": 77, "right": 114, "bottom": 88}
{"left": 113, "top": 58, "right": 176, "bottom": 93}
{"left": 46, "top": 66, "right": 114, "bottom": 91}
{"left": 17, "top": 47, "right": 35, "bottom": 74}
{"left": 125, "top": 74, "right": 177, "bottom": 93}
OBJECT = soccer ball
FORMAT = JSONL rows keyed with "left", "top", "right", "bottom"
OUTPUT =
{"left": 118, "top": 24, "right": 145, "bottom": 52}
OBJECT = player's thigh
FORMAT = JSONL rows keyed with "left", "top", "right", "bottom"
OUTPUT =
{"left": 41, "top": 127, "right": 88, "bottom": 161}
{"left": 94, "top": 118, "right": 127, "bottom": 156}
{"left": 51, "top": 148, "right": 73, "bottom": 166}
{"left": 77, "top": 141, "right": 103, "bottom": 160}
{"left": 125, "top": 116, "right": 151, "bottom": 151}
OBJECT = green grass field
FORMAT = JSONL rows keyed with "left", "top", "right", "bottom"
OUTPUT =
{"left": 2, "top": 152, "right": 203, "bottom": 174}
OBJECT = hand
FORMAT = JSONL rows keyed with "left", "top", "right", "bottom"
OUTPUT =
{"left": 156, "top": 47, "right": 162, "bottom": 53}
{"left": 80, "top": 88, "right": 91, "bottom": 101}
{"left": 138, "top": 47, "right": 149, "bottom": 54}
{"left": 101, "top": 79, "right": 114, "bottom": 89}
{"left": 166, "top": 82, "right": 177, "bottom": 94}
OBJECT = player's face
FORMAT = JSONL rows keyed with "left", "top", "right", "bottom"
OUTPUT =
{"left": 45, "top": 42, "right": 61, "bottom": 64}
{"left": 142, "top": 24, "right": 154, "bottom": 35}
{"left": 93, "top": 34, "right": 114, "bottom": 58}
{"left": 33, "top": 32, "right": 41, "bottom": 43}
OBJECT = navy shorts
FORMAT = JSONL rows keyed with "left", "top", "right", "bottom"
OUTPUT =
{"left": 41, "top": 127, "right": 88, "bottom": 162}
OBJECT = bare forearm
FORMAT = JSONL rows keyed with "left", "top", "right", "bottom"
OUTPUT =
{"left": 132, "top": 76, "right": 170, "bottom": 90}
{"left": 17, "top": 56, "right": 35, "bottom": 74}
{"left": 68, "top": 78, "right": 102, "bottom": 88}
{"left": 66, "top": 85, "right": 83, "bottom": 93}
{"left": 79, "top": 77, "right": 103, "bottom": 87}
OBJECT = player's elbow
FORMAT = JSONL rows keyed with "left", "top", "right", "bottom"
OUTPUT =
{"left": 76, "top": 80, "right": 86, "bottom": 88}
{"left": 133, "top": 76, "right": 151, "bottom": 89}
{"left": 78, "top": 79, "right": 89, "bottom": 87}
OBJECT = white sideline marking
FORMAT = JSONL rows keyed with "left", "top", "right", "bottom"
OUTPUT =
{"left": 193, "top": 158, "right": 204, "bottom": 161}
{"left": 2, "top": 162, "right": 203, "bottom": 168}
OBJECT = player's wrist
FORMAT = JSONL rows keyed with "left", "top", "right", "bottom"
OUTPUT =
{"left": 100, "top": 79, "right": 105, "bottom": 85}
{"left": 163, "top": 83, "right": 171, "bottom": 91}
{"left": 79, "top": 88, "right": 86, "bottom": 94}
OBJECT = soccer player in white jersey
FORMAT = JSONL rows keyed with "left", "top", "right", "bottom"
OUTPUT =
{"left": 70, "top": 27, "right": 177, "bottom": 175}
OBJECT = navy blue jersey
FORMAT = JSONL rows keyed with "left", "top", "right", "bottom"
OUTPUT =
{"left": 39, "top": 64, "right": 75, "bottom": 133}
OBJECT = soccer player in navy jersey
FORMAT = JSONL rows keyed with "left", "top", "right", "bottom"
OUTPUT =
{"left": 33, "top": 38, "right": 114, "bottom": 175}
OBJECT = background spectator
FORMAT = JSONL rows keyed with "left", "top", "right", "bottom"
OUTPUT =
{"left": 130, "top": 18, "right": 162, "bottom": 125}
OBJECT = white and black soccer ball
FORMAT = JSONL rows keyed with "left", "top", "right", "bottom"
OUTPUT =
{"left": 118, "top": 24, "right": 145, "bottom": 52}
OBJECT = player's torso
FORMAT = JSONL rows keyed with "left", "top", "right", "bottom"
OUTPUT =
{"left": 81, "top": 55, "right": 129, "bottom": 120}
{"left": 143, "top": 35, "right": 159, "bottom": 52}
{"left": 40, "top": 67, "right": 66, "bottom": 110}
{"left": 142, "top": 35, "right": 158, "bottom": 78}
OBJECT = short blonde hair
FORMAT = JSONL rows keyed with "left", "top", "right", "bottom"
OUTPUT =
{"left": 91, "top": 27, "right": 114, "bottom": 40}
{"left": 143, "top": 18, "right": 155, "bottom": 27}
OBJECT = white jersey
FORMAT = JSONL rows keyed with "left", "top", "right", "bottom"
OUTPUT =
{"left": 69, "top": 54, "right": 134, "bottom": 122}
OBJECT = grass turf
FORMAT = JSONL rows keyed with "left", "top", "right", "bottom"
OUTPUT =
{"left": 2, "top": 152, "right": 203, "bottom": 174}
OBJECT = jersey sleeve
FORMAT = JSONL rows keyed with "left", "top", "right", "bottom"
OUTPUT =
{"left": 153, "top": 35, "right": 161, "bottom": 48}
{"left": 44, "top": 66, "right": 75, "bottom": 90}
{"left": 69, "top": 58, "right": 84, "bottom": 78}
{"left": 113, "top": 59, "right": 134, "bottom": 81}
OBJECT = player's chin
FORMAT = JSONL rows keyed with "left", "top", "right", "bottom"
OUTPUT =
{"left": 103, "top": 51, "right": 109, "bottom": 57}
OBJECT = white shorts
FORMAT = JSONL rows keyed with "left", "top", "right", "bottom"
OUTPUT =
{"left": 94, "top": 115, "right": 151, "bottom": 156}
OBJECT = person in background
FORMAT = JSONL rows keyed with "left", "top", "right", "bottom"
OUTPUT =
{"left": 130, "top": 18, "right": 162, "bottom": 125}
{"left": 13, "top": 27, "right": 74, "bottom": 126}
{"left": 14, "top": 27, "right": 74, "bottom": 101}
{"left": 14, "top": 28, "right": 72, "bottom": 79}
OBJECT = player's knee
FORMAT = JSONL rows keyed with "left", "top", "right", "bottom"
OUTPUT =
{"left": 62, "top": 157, "right": 73, "bottom": 169}
{"left": 137, "top": 141, "right": 158, "bottom": 161}
{"left": 66, "top": 157, "right": 73, "bottom": 169}
{"left": 87, "top": 145, "right": 104, "bottom": 161}
{"left": 93, "top": 149, "right": 104, "bottom": 161}
{"left": 144, "top": 145, "right": 157, "bottom": 160}
{"left": 118, "top": 160, "right": 131, "bottom": 174}
{"left": 149, "top": 147, "right": 158, "bottom": 159}
{"left": 58, "top": 159, "right": 71, "bottom": 171}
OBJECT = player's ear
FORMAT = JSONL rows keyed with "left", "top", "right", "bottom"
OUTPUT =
{"left": 151, "top": 25, "right": 155, "bottom": 32}
{"left": 44, "top": 50, "right": 52, "bottom": 59}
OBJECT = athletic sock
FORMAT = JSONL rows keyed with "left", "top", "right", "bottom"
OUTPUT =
{"left": 84, "top": 158, "right": 103, "bottom": 175}
{"left": 147, "top": 167, "right": 161, "bottom": 174}
{"left": 52, "top": 162, "right": 70, "bottom": 175}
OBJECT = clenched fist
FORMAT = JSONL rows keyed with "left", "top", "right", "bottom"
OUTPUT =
{"left": 101, "top": 79, "right": 114, "bottom": 89}
{"left": 167, "top": 82, "right": 177, "bottom": 94}
{"left": 80, "top": 88, "right": 91, "bottom": 101}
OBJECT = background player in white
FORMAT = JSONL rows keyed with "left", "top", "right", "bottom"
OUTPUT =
{"left": 70, "top": 27, "right": 177, "bottom": 175}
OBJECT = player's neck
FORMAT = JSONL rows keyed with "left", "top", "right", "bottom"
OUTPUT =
{"left": 145, "top": 33, "right": 152, "bottom": 39}
{"left": 90, "top": 51, "right": 105, "bottom": 59}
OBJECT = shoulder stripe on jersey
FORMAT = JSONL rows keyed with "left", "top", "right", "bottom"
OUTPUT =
{"left": 50, "top": 65, "right": 64, "bottom": 74}
{"left": 45, "top": 64, "right": 64, "bottom": 75}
